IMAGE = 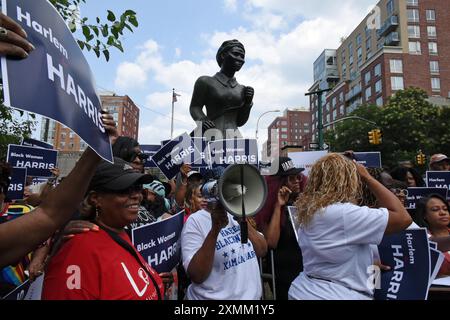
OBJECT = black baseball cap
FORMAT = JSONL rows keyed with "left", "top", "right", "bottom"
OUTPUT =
{"left": 89, "top": 157, "right": 154, "bottom": 192}
{"left": 276, "top": 157, "right": 305, "bottom": 176}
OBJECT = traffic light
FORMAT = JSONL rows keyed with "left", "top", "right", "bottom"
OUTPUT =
{"left": 368, "top": 129, "right": 382, "bottom": 145}
{"left": 374, "top": 129, "right": 382, "bottom": 144}
{"left": 416, "top": 150, "right": 426, "bottom": 166}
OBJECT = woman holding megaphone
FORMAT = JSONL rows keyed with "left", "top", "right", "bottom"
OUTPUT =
{"left": 181, "top": 198, "right": 267, "bottom": 300}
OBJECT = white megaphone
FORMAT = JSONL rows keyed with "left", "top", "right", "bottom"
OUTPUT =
{"left": 201, "top": 164, "right": 267, "bottom": 243}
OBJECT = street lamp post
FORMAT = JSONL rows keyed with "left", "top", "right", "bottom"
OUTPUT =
{"left": 255, "top": 109, "right": 281, "bottom": 140}
{"left": 305, "top": 88, "right": 331, "bottom": 150}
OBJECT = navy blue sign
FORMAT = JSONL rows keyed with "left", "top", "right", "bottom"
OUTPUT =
{"left": 131, "top": 211, "right": 184, "bottom": 273}
{"left": 1, "top": 0, "right": 112, "bottom": 162}
{"left": 7, "top": 144, "right": 57, "bottom": 177}
{"left": 140, "top": 144, "right": 160, "bottom": 168}
{"left": 209, "top": 139, "right": 258, "bottom": 169}
{"left": 152, "top": 133, "right": 202, "bottom": 180}
{"left": 6, "top": 167, "right": 27, "bottom": 201}
{"left": 22, "top": 137, "right": 53, "bottom": 150}
{"left": 426, "top": 171, "right": 450, "bottom": 200}
{"left": 406, "top": 187, "right": 448, "bottom": 210}
{"left": 354, "top": 152, "right": 382, "bottom": 168}
{"left": 375, "top": 229, "right": 430, "bottom": 300}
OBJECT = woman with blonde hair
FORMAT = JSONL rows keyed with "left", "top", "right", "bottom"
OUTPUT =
{"left": 288, "top": 153, "right": 411, "bottom": 300}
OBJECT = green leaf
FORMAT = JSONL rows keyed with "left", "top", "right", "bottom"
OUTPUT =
{"left": 103, "top": 50, "right": 110, "bottom": 62}
{"left": 77, "top": 40, "right": 85, "bottom": 50}
{"left": 107, "top": 10, "right": 116, "bottom": 22}
{"left": 101, "top": 24, "right": 109, "bottom": 37}
{"left": 128, "top": 15, "right": 138, "bottom": 27}
{"left": 82, "top": 25, "right": 91, "bottom": 39}
{"left": 91, "top": 26, "right": 99, "bottom": 37}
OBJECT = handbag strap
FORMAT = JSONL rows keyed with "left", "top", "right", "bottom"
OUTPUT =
{"left": 99, "top": 225, "right": 162, "bottom": 300}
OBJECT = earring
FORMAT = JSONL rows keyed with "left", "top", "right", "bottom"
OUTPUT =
{"left": 95, "top": 206, "right": 100, "bottom": 220}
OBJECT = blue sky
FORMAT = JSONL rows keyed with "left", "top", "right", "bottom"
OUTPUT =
{"left": 39, "top": 0, "right": 377, "bottom": 146}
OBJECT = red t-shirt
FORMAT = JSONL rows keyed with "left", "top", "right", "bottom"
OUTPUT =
{"left": 42, "top": 229, "right": 164, "bottom": 300}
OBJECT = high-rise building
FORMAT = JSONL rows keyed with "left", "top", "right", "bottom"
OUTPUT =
{"left": 40, "top": 94, "right": 140, "bottom": 152}
{"left": 309, "top": 0, "right": 450, "bottom": 139}
{"left": 264, "top": 108, "right": 312, "bottom": 158}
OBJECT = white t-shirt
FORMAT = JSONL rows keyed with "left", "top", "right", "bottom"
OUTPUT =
{"left": 288, "top": 202, "right": 388, "bottom": 300}
{"left": 181, "top": 209, "right": 262, "bottom": 300}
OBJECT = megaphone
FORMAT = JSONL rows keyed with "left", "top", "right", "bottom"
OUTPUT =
{"left": 201, "top": 164, "right": 267, "bottom": 243}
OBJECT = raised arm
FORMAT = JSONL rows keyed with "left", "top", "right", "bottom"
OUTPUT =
{"left": 356, "top": 162, "right": 412, "bottom": 235}
{"left": 0, "top": 113, "right": 116, "bottom": 268}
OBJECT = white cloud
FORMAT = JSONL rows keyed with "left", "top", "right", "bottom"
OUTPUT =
{"left": 175, "top": 47, "right": 181, "bottom": 58}
{"left": 224, "top": 0, "right": 238, "bottom": 12}
{"left": 114, "top": 62, "right": 147, "bottom": 89}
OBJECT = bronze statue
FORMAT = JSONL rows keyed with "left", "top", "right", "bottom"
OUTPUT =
{"left": 190, "top": 39, "right": 254, "bottom": 139}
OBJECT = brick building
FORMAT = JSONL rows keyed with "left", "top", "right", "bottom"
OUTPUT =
{"left": 263, "top": 109, "right": 312, "bottom": 159}
{"left": 310, "top": 0, "right": 450, "bottom": 139}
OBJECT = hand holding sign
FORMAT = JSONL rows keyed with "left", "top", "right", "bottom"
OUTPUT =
{"left": 0, "top": 12, "right": 34, "bottom": 58}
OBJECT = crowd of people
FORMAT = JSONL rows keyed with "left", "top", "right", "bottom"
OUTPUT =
{"left": 0, "top": 12, "right": 450, "bottom": 301}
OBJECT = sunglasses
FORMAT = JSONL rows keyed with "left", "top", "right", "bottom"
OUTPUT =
{"left": 390, "top": 188, "right": 407, "bottom": 196}
{"left": 133, "top": 153, "right": 149, "bottom": 161}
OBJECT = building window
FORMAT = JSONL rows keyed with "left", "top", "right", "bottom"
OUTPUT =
{"left": 339, "top": 105, "right": 344, "bottom": 115}
{"left": 406, "top": 0, "right": 418, "bottom": 5}
{"left": 407, "top": 9, "right": 419, "bottom": 22}
{"left": 332, "top": 110, "right": 337, "bottom": 119}
{"left": 356, "top": 34, "right": 362, "bottom": 46}
{"left": 349, "top": 54, "right": 354, "bottom": 65}
{"left": 281, "top": 134, "right": 288, "bottom": 139}
{"left": 364, "top": 71, "right": 371, "bottom": 85}
{"left": 407, "top": 25, "right": 420, "bottom": 38}
{"left": 387, "top": 0, "right": 394, "bottom": 15}
{"left": 390, "top": 59, "right": 403, "bottom": 73}
{"left": 427, "top": 26, "right": 437, "bottom": 38}
{"left": 281, "top": 121, "right": 288, "bottom": 125}
{"left": 365, "top": 87, "right": 372, "bottom": 99}
{"left": 431, "top": 78, "right": 440, "bottom": 92}
{"left": 426, "top": 9, "right": 436, "bottom": 22}
{"left": 357, "top": 47, "right": 362, "bottom": 60}
{"left": 61, "top": 133, "right": 66, "bottom": 140}
{"left": 366, "top": 38, "right": 371, "bottom": 51}
{"left": 281, "top": 127, "right": 287, "bottom": 132}
{"left": 408, "top": 41, "right": 421, "bottom": 54}
{"left": 60, "top": 142, "right": 65, "bottom": 149}
{"left": 376, "top": 96, "right": 383, "bottom": 107}
{"left": 374, "top": 63, "right": 381, "bottom": 77}
{"left": 428, "top": 42, "right": 438, "bottom": 55}
{"left": 375, "top": 80, "right": 382, "bottom": 93}
{"left": 340, "top": 92, "right": 344, "bottom": 102}
{"left": 430, "top": 61, "right": 439, "bottom": 74}
{"left": 391, "top": 76, "right": 404, "bottom": 91}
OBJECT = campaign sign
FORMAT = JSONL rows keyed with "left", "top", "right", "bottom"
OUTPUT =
{"left": 426, "top": 171, "right": 450, "bottom": 200}
{"left": 288, "top": 151, "right": 327, "bottom": 176}
{"left": 6, "top": 167, "right": 27, "bottom": 201}
{"left": 7, "top": 144, "right": 57, "bottom": 177}
{"left": 353, "top": 152, "right": 382, "bottom": 168}
{"left": 152, "top": 133, "right": 202, "bottom": 180}
{"left": 406, "top": 187, "right": 448, "bottom": 210}
{"left": 132, "top": 211, "right": 184, "bottom": 273}
{"left": 190, "top": 137, "right": 211, "bottom": 169}
{"left": 209, "top": 139, "right": 258, "bottom": 169}
{"left": 31, "top": 177, "right": 49, "bottom": 185}
{"left": 22, "top": 137, "right": 53, "bottom": 150}
{"left": 375, "top": 229, "right": 430, "bottom": 300}
{"left": 140, "top": 144, "right": 160, "bottom": 168}
{"left": 1, "top": 0, "right": 113, "bottom": 162}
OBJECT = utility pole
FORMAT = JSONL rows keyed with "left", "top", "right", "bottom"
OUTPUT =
{"left": 305, "top": 88, "right": 331, "bottom": 150}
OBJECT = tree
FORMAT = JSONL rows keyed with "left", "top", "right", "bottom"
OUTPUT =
{"left": 49, "top": 0, "right": 138, "bottom": 62}
{"left": 1, "top": 1, "right": 139, "bottom": 160}
{"left": 324, "top": 87, "right": 450, "bottom": 169}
